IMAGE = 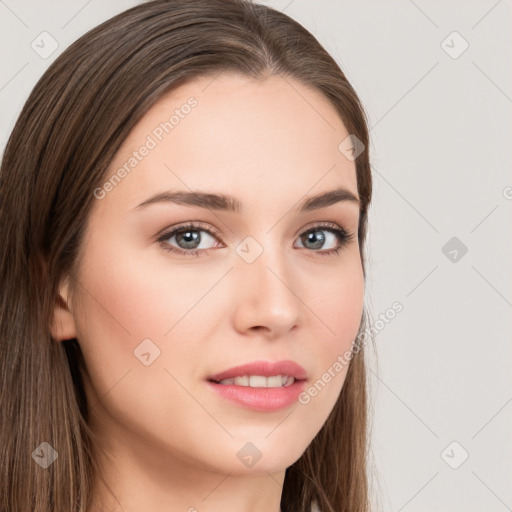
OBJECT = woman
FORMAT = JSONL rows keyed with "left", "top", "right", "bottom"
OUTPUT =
{"left": 0, "top": 1, "right": 374, "bottom": 511}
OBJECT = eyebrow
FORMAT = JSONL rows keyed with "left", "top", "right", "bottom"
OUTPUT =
{"left": 133, "top": 187, "right": 360, "bottom": 213}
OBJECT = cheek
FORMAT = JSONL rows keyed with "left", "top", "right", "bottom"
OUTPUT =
{"left": 70, "top": 239, "right": 227, "bottom": 452}
{"left": 72, "top": 237, "right": 230, "bottom": 389}
{"left": 311, "top": 256, "right": 365, "bottom": 353}
{"left": 297, "top": 257, "right": 364, "bottom": 411}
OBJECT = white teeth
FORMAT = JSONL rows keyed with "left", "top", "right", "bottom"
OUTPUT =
{"left": 233, "top": 376, "right": 249, "bottom": 386}
{"left": 266, "top": 375, "right": 283, "bottom": 388}
{"left": 249, "top": 375, "right": 267, "bottom": 387}
{"left": 217, "top": 375, "right": 296, "bottom": 388}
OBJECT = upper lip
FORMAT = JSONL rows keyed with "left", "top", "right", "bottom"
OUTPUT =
{"left": 207, "top": 360, "right": 308, "bottom": 383}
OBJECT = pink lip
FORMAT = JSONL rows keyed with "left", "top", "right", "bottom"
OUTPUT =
{"left": 205, "top": 360, "right": 309, "bottom": 412}
{"left": 207, "top": 360, "right": 308, "bottom": 383}
{"left": 206, "top": 380, "right": 307, "bottom": 412}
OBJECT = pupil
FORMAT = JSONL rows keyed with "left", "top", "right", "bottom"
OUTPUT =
{"left": 177, "top": 230, "right": 200, "bottom": 249}
{"left": 305, "top": 230, "right": 324, "bottom": 250}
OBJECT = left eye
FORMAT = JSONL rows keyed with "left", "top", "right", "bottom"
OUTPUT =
{"left": 157, "top": 222, "right": 353, "bottom": 256}
{"left": 295, "top": 228, "right": 342, "bottom": 251}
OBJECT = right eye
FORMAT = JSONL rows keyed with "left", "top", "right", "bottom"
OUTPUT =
{"left": 157, "top": 221, "right": 223, "bottom": 256}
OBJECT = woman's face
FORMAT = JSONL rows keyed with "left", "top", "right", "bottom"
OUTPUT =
{"left": 54, "top": 73, "right": 364, "bottom": 478}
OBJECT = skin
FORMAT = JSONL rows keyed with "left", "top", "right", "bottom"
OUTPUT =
{"left": 50, "top": 73, "right": 364, "bottom": 512}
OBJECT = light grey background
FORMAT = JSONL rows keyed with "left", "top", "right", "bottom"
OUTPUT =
{"left": 1, "top": 1, "right": 511, "bottom": 511}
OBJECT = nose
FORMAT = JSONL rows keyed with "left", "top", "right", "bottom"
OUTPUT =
{"left": 231, "top": 244, "right": 301, "bottom": 339}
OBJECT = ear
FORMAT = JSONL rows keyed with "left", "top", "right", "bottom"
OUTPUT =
{"left": 50, "top": 276, "right": 78, "bottom": 342}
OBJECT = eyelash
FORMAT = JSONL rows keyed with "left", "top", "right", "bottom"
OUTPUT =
{"left": 156, "top": 221, "right": 355, "bottom": 258}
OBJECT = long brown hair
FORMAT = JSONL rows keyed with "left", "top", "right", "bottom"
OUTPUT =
{"left": 0, "top": 1, "right": 374, "bottom": 510}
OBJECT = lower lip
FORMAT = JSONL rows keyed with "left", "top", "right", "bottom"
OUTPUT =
{"left": 206, "top": 379, "right": 307, "bottom": 412}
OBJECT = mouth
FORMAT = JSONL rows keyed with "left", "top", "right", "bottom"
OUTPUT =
{"left": 207, "top": 359, "right": 308, "bottom": 383}
{"left": 207, "top": 375, "right": 302, "bottom": 387}
{"left": 205, "top": 360, "right": 308, "bottom": 412}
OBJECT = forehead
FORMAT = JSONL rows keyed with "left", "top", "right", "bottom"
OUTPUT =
{"left": 97, "top": 73, "right": 359, "bottom": 216}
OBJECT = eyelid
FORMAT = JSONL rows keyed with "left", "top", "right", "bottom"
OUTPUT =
{"left": 154, "top": 220, "right": 222, "bottom": 242}
{"left": 155, "top": 220, "right": 348, "bottom": 240}
{"left": 299, "top": 220, "right": 344, "bottom": 235}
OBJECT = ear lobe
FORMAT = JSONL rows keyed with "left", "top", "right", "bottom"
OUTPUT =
{"left": 50, "top": 278, "right": 78, "bottom": 342}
